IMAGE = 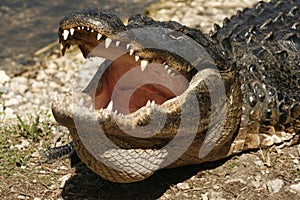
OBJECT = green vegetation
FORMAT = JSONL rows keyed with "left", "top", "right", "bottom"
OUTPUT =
{"left": 260, "top": 148, "right": 272, "bottom": 167}
{"left": 16, "top": 110, "right": 52, "bottom": 142}
{"left": 0, "top": 106, "right": 54, "bottom": 177}
{"left": 224, "top": 156, "right": 245, "bottom": 176}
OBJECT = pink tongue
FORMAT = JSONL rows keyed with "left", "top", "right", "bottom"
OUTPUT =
{"left": 112, "top": 84, "right": 174, "bottom": 114}
{"left": 109, "top": 63, "right": 188, "bottom": 114}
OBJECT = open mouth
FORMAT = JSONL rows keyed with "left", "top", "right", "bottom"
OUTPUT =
{"left": 52, "top": 8, "right": 224, "bottom": 183}
{"left": 58, "top": 10, "right": 196, "bottom": 115}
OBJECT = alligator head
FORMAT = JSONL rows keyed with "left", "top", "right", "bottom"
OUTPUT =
{"left": 52, "top": 7, "right": 243, "bottom": 183}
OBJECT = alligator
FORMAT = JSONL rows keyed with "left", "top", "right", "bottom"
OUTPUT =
{"left": 51, "top": 0, "right": 300, "bottom": 183}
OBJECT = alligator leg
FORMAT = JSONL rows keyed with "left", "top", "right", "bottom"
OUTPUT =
{"left": 44, "top": 141, "right": 81, "bottom": 166}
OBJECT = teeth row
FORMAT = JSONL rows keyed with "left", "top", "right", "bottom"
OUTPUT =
{"left": 76, "top": 97, "right": 158, "bottom": 116}
{"left": 127, "top": 47, "right": 176, "bottom": 75}
{"left": 103, "top": 37, "right": 122, "bottom": 49}
{"left": 75, "top": 96, "right": 94, "bottom": 112}
{"left": 62, "top": 27, "right": 104, "bottom": 41}
{"left": 124, "top": 45, "right": 149, "bottom": 72}
{"left": 105, "top": 99, "right": 157, "bottom": 113}
{"left": 98, "top": 101, "right": 124, "bottom": 118}
{"left": 62, "top": 28, "right": 122, "bottom": 50}
{"left": 164, "top": 64, "right": 176, "bottom": 76}
{"left": 145, "top": 100, "right": 156, "bottom": 108}
{"left": 62, "top": 27, "right": 95, "bottom": 40}
{"left": 104, "top": 100, "right": 157, "bottom": 115}
{"left": 62, "top": 28, "right": 176, "bottom": 75}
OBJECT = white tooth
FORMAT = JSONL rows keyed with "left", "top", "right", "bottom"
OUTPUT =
{"left": 126, "top": 44, "right": 131, "bottom": 49}
{"left": 81, "top": 26, "right": 85, "bottom": 29}
{"left": 116, "top": 41, "right": 120, "bottom": 47}
{"left": 70, "top": 28, "right": 75, "bottom": 35}
{"left": 167, "top": 69, "right": 172, "bottom": 74}
{"left": 97, "top": 33, "right": 102, "bottom": 40}
{"left": 135, "top": 55, "right": 139, "bottom": 61}
{"left": 165, "top": 65, "right": 169, "bottom": 70}
{"left": 77, "top": 27, "right": 81, "bottom": 30}
{"left": 87, "top": 27, "right": 90, "bottom": 30}
{"left": 114, "top": 110, "right": 118, "bottom": 115}
{"left": 99, "top": 108, "right": 104, "bottom": 113}
{"left": 91, "top": 29, "right": 94, "bottom": 32}
{"left": 140, "top": 60, "right": 148, "bottom": 72}
{"left": 77, "top": 98, "right": 84, "bottom": 107}
{"left": 105, "top": 38, "right": 112, "bottom": 48}
{"left": 63, "top": 30, "right": 69, "bottom": 40}
{"left": 107, "top": 100, "right": 113, "bottom": 111}
{"left": 146, "top": 100, "right": 151, "bottom": 107}
{"left": 129, "top": 49, "right": 134, "bottom": 55}
{"left": 151, "top": 100, "right": 156, "bottom": 107}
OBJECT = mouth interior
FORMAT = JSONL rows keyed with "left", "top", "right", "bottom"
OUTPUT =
{"left": 60, "top": 27, "right": 190, "bottom": 115}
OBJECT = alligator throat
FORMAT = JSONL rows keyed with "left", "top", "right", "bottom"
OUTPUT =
{"left": 94, "top": 57, "right": 188, "bottom": 114}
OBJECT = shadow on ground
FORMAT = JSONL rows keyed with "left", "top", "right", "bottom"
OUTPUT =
{"left": 61, "top": 159, "right": 227, "bottom": 199}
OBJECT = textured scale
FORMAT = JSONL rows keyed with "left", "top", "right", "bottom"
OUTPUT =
{"left": 45, "top": 141, "right": 75, "bottom": 161}
{"left": 210, "top": 0, "right": 300, "bottom": 152}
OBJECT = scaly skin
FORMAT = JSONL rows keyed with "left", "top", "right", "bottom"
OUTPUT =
{"left": 52, "top": 0, "right": 300, "bottom": 183}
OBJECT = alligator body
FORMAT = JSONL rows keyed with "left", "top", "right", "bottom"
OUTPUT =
{"left": 52, "top": 0, "right": 300, "bottom": 183}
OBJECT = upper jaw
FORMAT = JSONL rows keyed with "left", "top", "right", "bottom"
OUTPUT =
{"left": 58, "top": 8, "right": 126, "bottom": 37}
{"left": 58, "top": 24, "right": 199, "bottom": 81}
{"left": 55, "top": 8, "right": 216, "bottom": 119}
{"left": 58, "top": 8, "right": 202, "bottom": 76}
